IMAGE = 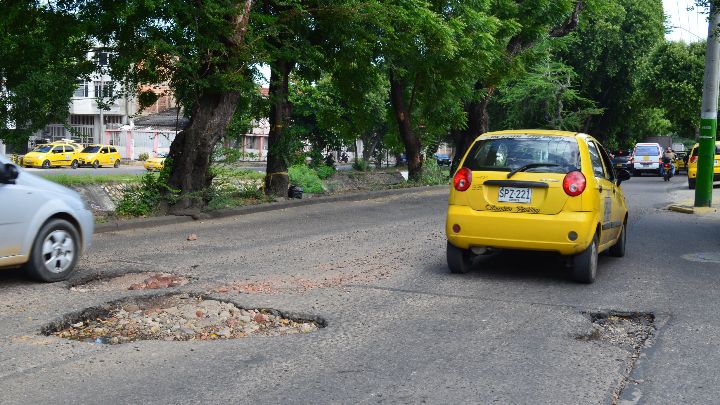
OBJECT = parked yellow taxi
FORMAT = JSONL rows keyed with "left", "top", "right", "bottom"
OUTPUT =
{"left": 78, "top": 145, "right": 121, "bottom": 168}
{"left": 23, "top": 143, "right": 80, "bottom": 169}
{"left": 144, "top": 152, "right": 167, "bottom": 171}
{"left": 446, "top": 130, "right": 631, "bottom": 283}
{"left": 686, "top": 142, "right": 720, "bottom": 189}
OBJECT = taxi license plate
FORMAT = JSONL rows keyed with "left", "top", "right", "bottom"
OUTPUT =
{"left": 498, "top": 187, "right": 532, "bottom": 204}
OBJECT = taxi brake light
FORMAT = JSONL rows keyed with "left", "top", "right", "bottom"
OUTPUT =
{"left": 562, "top": 171, "right": 586, "bottom": 197}
{"left": 453, "top": 167, "right": 472, "bottom": 191}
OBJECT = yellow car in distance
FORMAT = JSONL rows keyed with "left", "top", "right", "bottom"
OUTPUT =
{"left": 23, "top": 143, "right": 80, "bottom": 169}
{"left": 687, "top": 141, "right": 720, "bottom": 189}
{"left": 78, "top": 145, "right": 121, "bottom": 168}
{"left": 144, "top": 152, "right": 167, "bottom": 171}
{"left": 446, "top": 130, "right": 631, "bottom": 283}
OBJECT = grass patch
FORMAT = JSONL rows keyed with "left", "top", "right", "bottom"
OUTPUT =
{"left": 288, "top": 164, "right": 324, "bottom": 193}
{"left": 43, "top": 173, "right": 146, "bottom": 186}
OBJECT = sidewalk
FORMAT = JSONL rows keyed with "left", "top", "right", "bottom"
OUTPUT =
{"left": 667, "top": 186, "right": 720, "bottom": 218}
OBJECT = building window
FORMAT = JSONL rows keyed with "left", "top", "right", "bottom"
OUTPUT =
{"left": 96, "top": 51, "right": 110, "bottom": 66}
{"left": 74, "top": 81, "right": 89, "bottom": 98}
{"left": 70, "top": 115, "right": 94, "bottom": 126}
{"left": 94, "top": 81, "right": 114, "bottom": 98}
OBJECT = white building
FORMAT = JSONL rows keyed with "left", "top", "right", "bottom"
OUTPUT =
{"left": 34, "top": 50, "right": 135, "bottom": 147}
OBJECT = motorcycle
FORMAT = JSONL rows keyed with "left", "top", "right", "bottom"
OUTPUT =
{"left": 662, "top": 162, "right": 673, "bottom": 181}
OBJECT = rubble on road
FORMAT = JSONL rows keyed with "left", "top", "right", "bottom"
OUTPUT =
{"left": 51, "top": 294, "right": 319, "bottom": 344}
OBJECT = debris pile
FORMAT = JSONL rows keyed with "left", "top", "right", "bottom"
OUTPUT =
{"left": 52, "top": 295, "right": 318, "bottom": 344}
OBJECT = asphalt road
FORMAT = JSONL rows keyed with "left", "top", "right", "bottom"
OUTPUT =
{"left": 0, "top": 174, "right": 719, "bottom": 404}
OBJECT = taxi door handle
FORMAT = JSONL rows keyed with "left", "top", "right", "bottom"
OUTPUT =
{"left": 598, "top": 185, "right": 603, "bottom": 192}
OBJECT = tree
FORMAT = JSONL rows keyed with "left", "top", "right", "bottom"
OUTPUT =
{"left": 0, "top": 2, "right": 93, "bottom": 149}
{"left": 450, "top": 0, "right": 585, "bottom": 170}
{"left": 637, "top": 41, "right": 705, "bottom": 138}
{"left": 557, "top": 0, "right": 665, "bottom": 144}
{"left": 495, "top": 59, "right": 603, "bottom": 131}
{"left": 80, "top": 0, "right": 255, "bottom": 212}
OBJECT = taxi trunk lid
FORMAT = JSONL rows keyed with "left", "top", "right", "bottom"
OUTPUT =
{"left": 468, "top": 172, "right": 569, "bottom": 215}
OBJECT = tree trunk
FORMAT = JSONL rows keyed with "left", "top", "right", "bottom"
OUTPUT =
{"left": 451, "top": 85, "right": 494, "bottom": 173}
{"left": 389, "top": 71, "right": 422, "bottom": 181}
{"left": 166, "top": 91, "right": 241, "bottom": 213}
{"left": 164, "top": 0, "right": 253, "bottom": 213}
{"left": 264, "top": 59, "right": 294, "bottom": 197}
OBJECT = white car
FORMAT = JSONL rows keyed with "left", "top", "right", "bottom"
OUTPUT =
{"left": 0, "top": 155, "right": 93, "bottom": 281}
{"left": 631, "top": 142, "right": 664, "bottom": 176}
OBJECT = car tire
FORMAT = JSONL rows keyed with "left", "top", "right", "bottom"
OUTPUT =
{"left": 689, "top": 179, "right": 696, "bottom": 189}
{"left": 571, "top": 235, "right": 598, "bottom": 284}
{"left": 113, "top": 160, "right": 120, "bottom": 168}
{"left": 42, "top": 160, "right": 50, "bottom": 169}
{"left": 71, "top": 160, "right": 78, "bottom": 169}
{"left": 25, "top": 219, "right": 80, "bottom": 282}
{"left": 608, "top": 223, "right": 626, "bottom": 258}
{"left": 93, "top": 160, "right": 99, "bottom": 169}
{"left": 447, "top": 242, "right": 473, "bottom": 274}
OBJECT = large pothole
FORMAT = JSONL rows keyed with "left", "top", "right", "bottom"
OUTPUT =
{"left": 44, "top": 294, "right": 323, "bottom": 344}
{"left": 576, "top": 312, "right": 655, "bottom": 404}
{"left": 70, "top": 272, "right": 190, "bottom": 292}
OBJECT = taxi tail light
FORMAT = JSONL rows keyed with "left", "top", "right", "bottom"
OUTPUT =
{"left": 562, "top": 171, "right": 586, "bottom": 197}
{"left": 690, "top": 156, "right": 698, "bottom": 163}
{"left": 453, "top": 167, "right": 472, "bottom": 191}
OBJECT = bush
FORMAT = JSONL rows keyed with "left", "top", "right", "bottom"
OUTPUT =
{"left": 137, "top": 152, "right": 149, "bottom": 162}
{"left": 418, "top": 158, "right": 450, "bottom": 186}
{"left": 315, "top": 164, "right": 336, "bottom": 180}
{"left": 116, "top": 159, "right": 178, "bottom": 216}
{"left": 288, "top": 164, "right": 324, "bottom": 194}
{"left": 353, "top": 159, "right": 370, "bottom": 171}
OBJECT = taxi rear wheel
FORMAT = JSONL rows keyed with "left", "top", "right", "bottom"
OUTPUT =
{"left": 447, "top": 242, "right": 473, "bottom": 274}
{"left": 608, "top": 223, "right": 626, "bottom": 258}
{"left": 688, "top": 179, "right": 696, "bottom": 189}
{"left": 93, "top": 160, "right": 99, "bottom": 169}
{"left": 42, "top": 160, "right": 50, "bottom": 169}
{"left": 571, "top": 235, "right": 598, "bottom": 284}
{"left": 113, "top": 160, "right": 120, "bottom": 168}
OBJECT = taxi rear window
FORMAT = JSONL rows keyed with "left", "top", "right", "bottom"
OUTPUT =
{"left": 463, "top": 135, "right": 580, "bottom": 173}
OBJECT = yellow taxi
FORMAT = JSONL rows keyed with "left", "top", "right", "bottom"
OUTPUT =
{"left": 144, "top": 152, "right": 167, "bottom": 171}
{"left": 674, "top": 151, "right": 687, "bottom": 174}
{"left": 446, "top": 130, "right": 631, "bottom": 283}
{"left": 77, "top": 145, "right": 121, "bottom": 168}
{"left": 23, "top": 143, "right": 81, "bottom": 169}
{"left": 686, "top": 141, "right": 720, "bottom": 189}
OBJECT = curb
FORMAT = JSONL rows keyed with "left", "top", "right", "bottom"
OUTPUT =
{"left": 94, "top": 185, "right": 448, "bottom": 234}
{"left": 667, "top": 204, "right": 694, "bottom": 214}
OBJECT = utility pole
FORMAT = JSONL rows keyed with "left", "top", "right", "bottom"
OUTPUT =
{"left": 695, "top": 3, "right": 720, "bottom": 207}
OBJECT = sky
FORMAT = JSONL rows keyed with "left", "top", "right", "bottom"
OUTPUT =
{"left": 664, "top": 0, "right": 707, "bottom": 42}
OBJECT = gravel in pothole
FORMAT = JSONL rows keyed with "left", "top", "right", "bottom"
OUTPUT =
{"left": 576, "top": 313, "right": 655, "bottom": 351}
{"left": 70, "top": 272, "right": 189, "bottom": 292}
{"left": 50, "top": 294, "right": 319, "bottom": 344}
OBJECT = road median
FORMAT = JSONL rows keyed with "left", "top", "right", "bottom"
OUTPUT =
{"left": 95, "top": 185, "right": 448, "bottom": 233}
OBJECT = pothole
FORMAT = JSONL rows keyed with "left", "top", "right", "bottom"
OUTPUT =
{"left": 44, "top": 293, "right": 323, "bottom": 344}
{"left": 70, "top": 272, "right": 190, "bottom": 292}
{"left": 681, "top": 252, "right": 720, "bottom": 264}
{"left": 576, "top": 312, "right": 655, "bottom": 405}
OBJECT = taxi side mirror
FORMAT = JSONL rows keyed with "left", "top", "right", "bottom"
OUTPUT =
{"left": 616, "top": 169, "right": 631, "bottom": 185}
{"left": 0, "top": 163, "right": 19, "bottom": 184}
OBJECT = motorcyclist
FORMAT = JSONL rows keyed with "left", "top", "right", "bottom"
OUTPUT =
{"left": 662, "top": 147, "right": 676, "bottom": 176}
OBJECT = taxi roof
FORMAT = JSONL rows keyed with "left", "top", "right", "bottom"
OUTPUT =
{"left": 480, "top": 129, "right": 581, "bottom": 138}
